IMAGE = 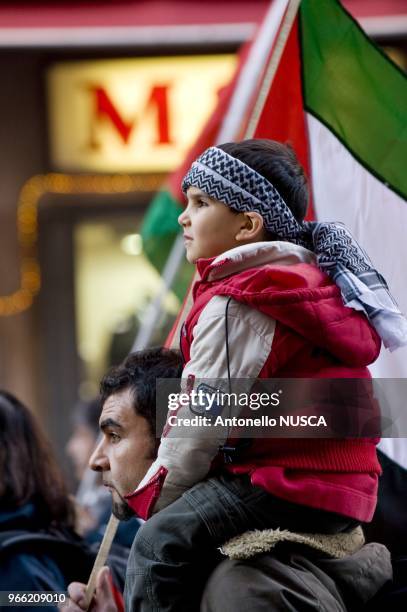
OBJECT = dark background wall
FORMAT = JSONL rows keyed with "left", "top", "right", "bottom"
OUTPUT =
{"left": 0, "top": 51, "right": 47, "bottom": 421}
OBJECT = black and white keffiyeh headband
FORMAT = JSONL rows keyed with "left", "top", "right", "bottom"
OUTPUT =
{"left": 182, "top": 146, "right": 407, "bottom": 352}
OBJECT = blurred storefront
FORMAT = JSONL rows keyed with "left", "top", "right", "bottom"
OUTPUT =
{"left": 0, "top": 0, "right": 406, "bottom": 460}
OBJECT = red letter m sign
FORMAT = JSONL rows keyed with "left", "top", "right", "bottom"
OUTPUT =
{"left": 88, "top": 85, "right": 172, "bottom": 149}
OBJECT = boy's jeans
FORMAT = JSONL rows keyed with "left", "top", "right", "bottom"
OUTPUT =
{"left": 124, "top": 473, "right": 358, "bottom": 612}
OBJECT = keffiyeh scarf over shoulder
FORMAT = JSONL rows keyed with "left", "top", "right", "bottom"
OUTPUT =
{"left": 182, "top": 147, "right": 407, "bottom": 352}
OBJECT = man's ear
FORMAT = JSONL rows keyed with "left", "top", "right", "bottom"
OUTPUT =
{"left": 235, "top": 212, "right": 264, "bottom": 242}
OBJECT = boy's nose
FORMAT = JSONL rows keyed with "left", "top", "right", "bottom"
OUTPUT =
{"left": 178, "top": 208, "right": 189, "bottom": 227}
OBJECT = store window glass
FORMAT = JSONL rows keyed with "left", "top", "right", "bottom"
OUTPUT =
{"left": 74, "top": 215, "right": 180, "bottom": 399}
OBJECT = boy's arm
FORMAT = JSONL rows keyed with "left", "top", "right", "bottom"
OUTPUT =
{"left": 125, "top": 296, "right": 276, "bottom": 520}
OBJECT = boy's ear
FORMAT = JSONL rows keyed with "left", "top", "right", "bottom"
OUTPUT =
{"left": 235, "top": 212, "right": 264, "bottom": 242}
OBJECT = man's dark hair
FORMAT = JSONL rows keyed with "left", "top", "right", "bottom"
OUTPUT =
{"left": 100, "top": 348, "right": 183, "bottom": 440}
{"left": 0, "top": 391, "right": 76, "bottom": 531}
{"left": 217, "top": 139, "right": 309, "bottom": 224}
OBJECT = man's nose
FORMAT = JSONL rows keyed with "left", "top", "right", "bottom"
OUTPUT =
{"left": 89, "top": 438, "right": 109, "bottom": 472}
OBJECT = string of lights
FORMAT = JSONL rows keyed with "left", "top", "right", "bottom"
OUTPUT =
{"left": 0, "top": 173, "right": 163, "bottom": 317}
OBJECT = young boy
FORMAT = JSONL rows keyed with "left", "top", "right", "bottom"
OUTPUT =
{"left": 124, "top": 140, "right": 406, "bottom": 611}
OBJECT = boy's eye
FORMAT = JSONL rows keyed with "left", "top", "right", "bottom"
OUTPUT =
{"left": 197, "top": 199, "right": 208, "bottom": 208}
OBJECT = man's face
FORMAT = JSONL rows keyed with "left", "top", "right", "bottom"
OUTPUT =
{"left": 178, "top": 186, "right": 244, "bottom": 263}
{"left": 89, "top": 388, "right": 154, "bottom": 520}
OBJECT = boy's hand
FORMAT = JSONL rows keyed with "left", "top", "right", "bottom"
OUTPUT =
{"left": 61, "top": 567, "right": 118, "bottom": 612}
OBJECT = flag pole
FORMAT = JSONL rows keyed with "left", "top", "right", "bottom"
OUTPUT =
{"left": 215, "top": 0, "right": 291, "bottom": 143}
{"left": 168, "top": 0, "right": 304, "bottom": 348}
{"left": 167, "top": 0, "right": 294, "bottom": 349}
{"left": 245, "top": 0, "right": 301, "bottom": 138}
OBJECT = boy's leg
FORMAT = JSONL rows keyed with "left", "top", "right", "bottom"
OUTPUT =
{"left": 125, "top": 474, "right": 270, "bottom": 612}
{"left": 124, "top": 473, "right": 357, "bottom": 612}
{"left": 124, "top": 493, "right": 220, "bottom": 612}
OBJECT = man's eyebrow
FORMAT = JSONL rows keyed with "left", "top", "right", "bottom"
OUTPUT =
{"left": 100, "top": 418, "right": 123, "bottom": 431}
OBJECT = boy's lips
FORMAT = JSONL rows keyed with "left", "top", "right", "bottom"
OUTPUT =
{"left": 183, "top": 234, "right": 193, "bottom": 242}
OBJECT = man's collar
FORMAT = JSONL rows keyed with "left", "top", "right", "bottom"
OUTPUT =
{"left": 196, "top": 241, "right": 316, "bottom": 282}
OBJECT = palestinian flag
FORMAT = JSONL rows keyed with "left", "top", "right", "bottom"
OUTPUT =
{"left": 247, "top": 0, "right": 407, "bottom": 378}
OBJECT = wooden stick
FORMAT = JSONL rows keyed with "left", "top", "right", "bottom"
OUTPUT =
{"left": 83, "top": 514, "right": 120, "bottom": 610}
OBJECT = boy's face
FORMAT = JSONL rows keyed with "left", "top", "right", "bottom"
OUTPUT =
{"left": 179, "top": 186, "right": 245, "bottom": 263}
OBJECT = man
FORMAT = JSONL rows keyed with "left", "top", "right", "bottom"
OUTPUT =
{"left": 63, "top": 347, "right": 183, "bottom": 611}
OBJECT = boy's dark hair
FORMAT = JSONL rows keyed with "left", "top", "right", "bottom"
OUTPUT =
{"left": 100, "top": 348, "right": 183, "bottom": 440}
{"left": 217, "top": 139, "right": 309, "bottom": 224}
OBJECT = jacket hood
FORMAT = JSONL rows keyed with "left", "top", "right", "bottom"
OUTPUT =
{"left": 201, "top": 541, "right": 392, "bottom": 610}
{"left": 196, "top": 242, "right": 381, "bottom": 367}
{"left": 219, "top": 527, "right": 392, "bottom": 606}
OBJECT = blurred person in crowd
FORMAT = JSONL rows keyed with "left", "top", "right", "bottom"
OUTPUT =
{"left": 66, "top": 398, "right": 107, "bottom": 537}
{"left": 0, "top": 391, "right": 101, "bottom": 608}
{"left": 67, "top": 398, "right": 101, "bottom": 483}
{"left": 0, "top": 391, "right": 78, "bottom": 586}
{"left": 66, "top": 398, "right": 140, "bottom": 548}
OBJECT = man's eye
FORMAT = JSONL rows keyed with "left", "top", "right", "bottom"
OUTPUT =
{"left": 109, "top": 432, "right": 120, "bottom": 442}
